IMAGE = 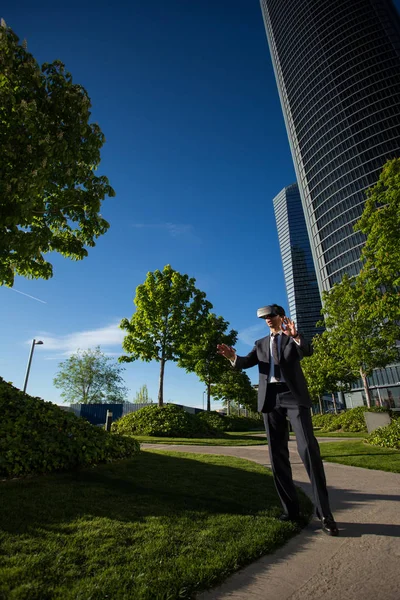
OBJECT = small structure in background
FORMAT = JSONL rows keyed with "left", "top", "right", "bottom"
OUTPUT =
{"left": 104, "top": 410, "right": 113, "bottom": 432}
{"left": 364, "top": 411, "right": 391, "bottom": 434}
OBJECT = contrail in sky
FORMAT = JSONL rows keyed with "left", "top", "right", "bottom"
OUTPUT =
{"left": 8, "top": 288, "right": 47, "bottom": 304}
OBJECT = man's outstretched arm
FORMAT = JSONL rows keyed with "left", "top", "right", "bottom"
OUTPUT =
{"left": 217, "top": 343, "right": 258, "bottom": 370}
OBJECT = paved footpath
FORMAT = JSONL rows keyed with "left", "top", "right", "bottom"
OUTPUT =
{"left": 144, "top": 438, "right": 400, "bottom": 600}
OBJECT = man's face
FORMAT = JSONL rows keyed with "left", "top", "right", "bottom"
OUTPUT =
{"left": 265, "top": 313, "right": 282, "bottom": 329}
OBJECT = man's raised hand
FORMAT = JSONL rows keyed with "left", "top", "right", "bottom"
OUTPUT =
{"left": 217, "top": 344, "right": 236, "bottom": 361}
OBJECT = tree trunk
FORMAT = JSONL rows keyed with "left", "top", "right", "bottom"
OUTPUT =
{"left": 207, "top": 383, "right": 211, "bottom": 412}
{"left": 360, "top": 368, "right": 372, "bottom": 408}
{"left": 318, "top": 395, "right": 323, "bottom": 414}
{"left": 158, "top": 359, "right": 165, "bottom": 407}
{"left": 227, "top": 400, "right": 231, "bottom": 416}
{"left": 331, "top": 393, "right": 338, "bottom": 414}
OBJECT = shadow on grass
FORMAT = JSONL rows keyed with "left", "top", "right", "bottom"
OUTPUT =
{"left": 0, "top": 451, "right": 310, "bottom": 535}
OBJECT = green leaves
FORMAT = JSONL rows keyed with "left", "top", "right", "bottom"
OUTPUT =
{"left": 53, "top": 346, "right": 128, "bottom": 404}
{"left": 355, "top": 158, "right": 400, "bottom": 326}
{"left": 120, "top": 265, "right": 213, "bottom": 406}
{"left": 211, "top": 369, "right": 257, "bottom": 412}
{"left": 0, "top": 23, "right": 114, "bottom": 285}
{"left": 177, "top": 312, "right": 237, "bottom": 411}
{"left": 0, "top": 377, "right": 139, "bottom": 478}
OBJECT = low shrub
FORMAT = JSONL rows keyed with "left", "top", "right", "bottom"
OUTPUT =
{"left": 313, "top": 406, "right": 391, "bottom": 433}
{"left": 366, "top": 419, "right": 400, "bottom": 449}
{"left": 112, "top": 404, "right": 212, "bottom": 437}
{"left": 196, "top": 411, "right": 226, "bottom": 432}
{"left": 0, "top": 378, "right": 140, "bottom": 478}
{"left": 223, "top": 415, "right": 264, "bottom": 432}
{"left": 312, "top": 413, "right": 338, "bottom": 430}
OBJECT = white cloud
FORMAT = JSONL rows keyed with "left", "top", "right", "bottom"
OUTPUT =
{"left": 31, "top": 322, "right": 125, "bottom": 357}
{"left": 237, "top": 324, "right": 266, "bottom": 346}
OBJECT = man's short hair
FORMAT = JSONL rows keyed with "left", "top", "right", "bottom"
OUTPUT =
{"left": 257, "top": 304, "right": 286, "bottom": 319}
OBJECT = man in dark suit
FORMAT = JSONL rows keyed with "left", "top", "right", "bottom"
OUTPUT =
{"left": 217, "top": 303, "right": 338, "bottom": 536}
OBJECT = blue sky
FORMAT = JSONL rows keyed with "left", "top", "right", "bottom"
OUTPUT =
{"left": 4, "top": 0, "right": 397, "bottom": 408}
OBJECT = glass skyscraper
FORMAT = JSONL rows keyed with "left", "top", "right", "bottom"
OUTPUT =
{"left": 273, "top": 184, "right": 324, "bottom": 342}
{"left": 261, "top": 0, "right": 400, "bottom": 293}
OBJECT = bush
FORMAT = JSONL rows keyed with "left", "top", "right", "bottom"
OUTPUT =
{"left": 223, "top": 415, "right": 264, "bottom": 432}
{"left": 112, "top": 404, "right": 212, "bottom": 437}
{"left": 0, "top": 378, "right": 140, "bottom": 478}
{"left": 313, "top": 406, "right": 391, "bottom": 433}
{"left": 312, "top": 413, "right": 338, "bottom": 430}
{"left": 366, "top": 419, "right": 400, "bottom": 449}
{"left": 196, "top": 411, "right": 226, "bottom": 432}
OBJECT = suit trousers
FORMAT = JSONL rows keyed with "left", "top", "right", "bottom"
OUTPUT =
{"left": 262, "top": 398, "right": 332, "bottom": 518}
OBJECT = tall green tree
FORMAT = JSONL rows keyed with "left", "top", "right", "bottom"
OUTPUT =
{"left": 178, "top": 313, "right": 237, "bottom": 411}
{"left": 302, "top": 332, "right": 355, "bottom": 413}
{"left": 320, "top": 274, "right": 398, "bottom": 407}
{"left": 0, "top": 21, "right": 115, "bottom": 286}
{"left": 120, "top": 265, "right": 212, "bottom": 407}
{"left": 54, "top": 347, "right": 128, "bottom": 404}
{"left": 354, "top": 157, "right": 400, "bottom": 327}
{"left": 211, "top": 369, "right": 257, "bottom": 413}
{"left": 134, "top": 384, "right": 153, "bottom": 404}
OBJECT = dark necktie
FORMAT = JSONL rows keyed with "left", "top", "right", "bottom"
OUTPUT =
{"left": 272, "top": 334, "right": 281, "bottom": 380}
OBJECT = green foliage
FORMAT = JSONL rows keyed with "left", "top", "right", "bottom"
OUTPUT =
{"left": 54, "top": 346, "right": 128, "bottom": 404}
{"left": 178, "top": 312, "right": 237, "bottom": 411}
{"left": 112, "top": 406, "right": 263, "bottom": 438}
{"left": 196, "top": 412, "right": 263, "bottom": 433}
{"left": 320, "top": 274, "right": 399, "bottom": 406}
{"left": 302, "top": 332, "right": 356, "bottom": 399}
{"left": 211, "top": 369, "right": 257, "bottom": 412}
{"left": 120, "top": 265, "right": 212, "bottom": 406}
{"left": 112, "top": 404, "right": 211, "bottom": 438}
{"left": 134, "top": 383, "right": 152, "bottom": 404}
{"left": 222, "top": 415, "right": 264, "bottom": 432}
{"left": 312, "top": 406, "right": 390, "bottom": 433}
{"left": 0, "top": 22, "right": 115, "bottom": 286}
{"left": 366, "top": 419, "right": 400, "bottom": 449}
{"left": 355, "top": 157, "right": 400, "bottom": 327}
{"left": 196, "top": 410, "right": 226, "bottom": 432}
{"left": 311, "top": 413, "right": 338, "bottom": 429}
{"left": 0, "top": 378, "right": 140, "bottom": 478}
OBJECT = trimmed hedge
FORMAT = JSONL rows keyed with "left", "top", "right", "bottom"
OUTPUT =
{"left": 0, "top": 378, "right": 140, "bottom": 478}
{"left": 196, "top": 410, "right": 226, "bottom": 432}
{"left": 312, "top": 406, "right": 391, "bottom": 433}
{"left": 366, "top": 419, "right": 400, "bottom": 449}
{"left": 112, "top": 404, "right": 212, "bottom": 437}
{"left": 222, "top": 415, "right": 264, "bottom": 432}
{"left": 112, "top": 406, "right": 264, "bottom": 437}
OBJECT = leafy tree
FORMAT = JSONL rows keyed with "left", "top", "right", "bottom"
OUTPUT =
{"left": 211, "top": 369, "right": 257, "bottom": 413}
{"left": 354, "top": 157, "right": 400, "bottom": 327}
{"left": 320, "top": 274, "right": 398, "bottom": 407}
{"left": 134, "top": 384, "right": 153, "bottom": 404}
{"left": 54, "top": 347, "right": 127, "bottom": 404}
{"left": 178, "top": 313, "right": 237, "bottom": 411}
{"left": 302, "top": 332, "right": 355, "bottom": 413}
{"left": 0, "top": 21, "right": 115, "bottom": 286}
{"left": 120, "top": 265, "right": 212, "bottom": 407}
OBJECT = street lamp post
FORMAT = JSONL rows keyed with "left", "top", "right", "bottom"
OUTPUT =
{"left": 23, "top": 339, "right": 43, "bottom": 393}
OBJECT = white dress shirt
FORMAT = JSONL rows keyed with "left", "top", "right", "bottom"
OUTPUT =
{"left": 230, "top": 331, "right": 301, "bottom": 384}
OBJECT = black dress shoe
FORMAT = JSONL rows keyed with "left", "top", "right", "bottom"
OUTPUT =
{"left": 320, "top": 516, "right": 339, "bottom": 536}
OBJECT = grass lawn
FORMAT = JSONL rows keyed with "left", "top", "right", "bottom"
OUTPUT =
{"left": 0, "top": 450, "right": 312, "bottom": 600}
{"left": 319, "top": 440, "right": 400, "bottom": 473}
{"left": 297, "top": 431, "right": 366, "bottom": 438}
{"left": 136, "top": 431, "right": 267, "bottom": 445}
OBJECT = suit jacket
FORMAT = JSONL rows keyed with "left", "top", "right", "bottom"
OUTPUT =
{"left": 235, "top": 334, "right": 313, "bottom": 412}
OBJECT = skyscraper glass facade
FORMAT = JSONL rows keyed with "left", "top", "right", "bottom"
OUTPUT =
{"left": 273, "top": 184, "right": 324, "bottom": 342}
{"left": 261, "top": 0, "right": 400, "bottom": 293}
